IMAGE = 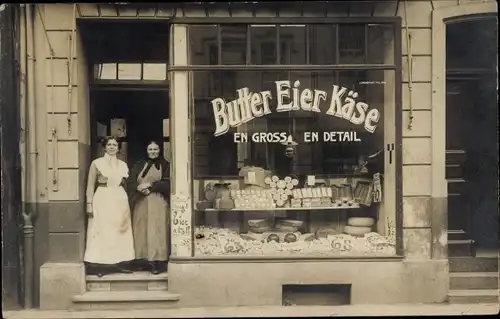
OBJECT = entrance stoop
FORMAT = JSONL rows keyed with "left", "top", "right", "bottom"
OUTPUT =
{"left": 71, "top": 271, "right": 180, "bottom": 310}
{"left": 448, "top": 255, "right": 499, "bottom": 304}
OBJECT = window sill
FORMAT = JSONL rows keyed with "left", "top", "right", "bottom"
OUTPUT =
{"left": 196, "top": 205, "right": 361, "bottom": 212}
{"left": 170, "top": 254, "right": 404, "bottom": 263}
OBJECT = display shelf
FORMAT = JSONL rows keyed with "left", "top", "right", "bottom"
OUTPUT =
{"left": 197, "top": 205, "right": 360, "bottom": 212}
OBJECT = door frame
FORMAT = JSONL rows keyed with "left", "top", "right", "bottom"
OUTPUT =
{"left": 431, "top": 2, "right": 497, "bottom": 257}
{"left": 431, "top": 1, "right": 497, "bottom": 201}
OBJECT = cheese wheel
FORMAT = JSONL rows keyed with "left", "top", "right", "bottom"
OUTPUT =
{"left": 277, "top": 219, "right": 303, "bottom": 227}
{"left": 292, "top": 179, "right": 299, "bottom": 186}
{"left": 276, "top": 225, "right": 298, "bottom": 232}
{"left": 284, "top": 176, "right": 292, "bottom": 183}
{"left": 248, "top": 219, "right": 271, "bottom": 227}
{"left": 343, "top": 225, "right": 371, "bottom": 237}
{"left": 272, "top": 175, "right": 279, "bottom": 182}
{"left": 347, "top": 217, "right": 375, "bottom": 227}
{"left": 277, "top": 180, "right": 287, "bottom": 189}
{"left": 270, "top": 182, "right": 277, "bottom": 188}
{"left": 264, "top": 177, "right": 272, "bottom": 185}
{"left": 249, "top": 226, "right": 271, "bottom": 234}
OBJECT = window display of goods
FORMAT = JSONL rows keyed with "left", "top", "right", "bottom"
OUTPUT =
{"left": 265, "top": 175, "right": 299, "bottom": 207}
{"left": 231, "top": 189, "right": 275, "bottom": 209}
{"left": 239, "top": 166, "right": 271, "bottom": 189}
{"left": 266, "top": 234, "right": 280, "bottom": 243}
{"left": 244, "top": 230, "right": 304, "bottom": 242}
{"left": 194, "top": 226, "right": 396, "bottom": 256}
{"left": 284, "top": 233, "right": 298, "bottom": 243}
{"left": 353, "top": 180, "right": 373, "bottom": 206}
{"left": 196, "top": 200, "right": 213, "bottom": 210}
{"left": 276, "top": 219, "right": 304, "bottom": 228}
{"left": 343, "top": 225, "right": 372, "bottom": 237}
{"left": 347, "top": 217, "right": 375, "bottom": 227}
{"left": 314, "top": 228, "right": 340, "bottom": 239}
{"left": 248, "top": 225, "right": 273, "bottom": 234}
{"left": 248, "top": 219, "right": 272, "bottom": 228}
{"left": 275, "top": 225, "right": 299, "bottom": 233}
{"left": 292, "top": 187, "right": 333, "bottom": 208}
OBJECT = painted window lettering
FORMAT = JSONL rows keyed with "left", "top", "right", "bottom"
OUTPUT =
{"left": 211, "top": 81, "right": 381, "bottom": 137}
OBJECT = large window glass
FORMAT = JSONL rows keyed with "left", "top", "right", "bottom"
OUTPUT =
{"left": 188, "top": 23, "right": 398, "bottom": 257}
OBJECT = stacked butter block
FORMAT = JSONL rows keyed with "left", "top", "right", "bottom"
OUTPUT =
{"left": 231, "top": 189, "right": 275, "bottom": 210}
{"left": 291, "top": 187, "right": 334, "bottom": 208}
{"left": 331, "top": 184, "right": 356, "bottom": 207}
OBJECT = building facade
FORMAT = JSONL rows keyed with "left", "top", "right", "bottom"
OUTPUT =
{"left": 1, "top": 1, "right": 498, "bottom": 310}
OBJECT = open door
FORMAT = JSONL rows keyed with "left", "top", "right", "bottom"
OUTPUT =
{"left": 446, "top": 17, "right": 498, "bottom": 256}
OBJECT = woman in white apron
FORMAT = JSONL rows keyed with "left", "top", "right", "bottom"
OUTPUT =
{"left": 84, "top": 136, "right": 135, "bottom": 277}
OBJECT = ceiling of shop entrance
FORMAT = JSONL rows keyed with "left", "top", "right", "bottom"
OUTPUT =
{"left": 79, "top": 21, "right": 169, "bottom": 64}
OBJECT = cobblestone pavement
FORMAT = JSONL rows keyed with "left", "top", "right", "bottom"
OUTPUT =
{"left": 3, "top": 303, "right": 499, "bottom": 318}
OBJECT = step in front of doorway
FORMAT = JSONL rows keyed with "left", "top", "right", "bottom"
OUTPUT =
{"left": 72, "top": 290, "right": 181, "bottom": 310}
{"left": 450, "top": 272, "right": 499, "bottom": 290}
{"left": 86, "top": 271, "right": 168, "bottom": 292}
{"left": 449, "top": 257, "right": 499, "bottom": 273}
{"left": 448, "top": 239, "right": 475, "bottom": 257}
{"left": 448, "top": 289, "right": 499, "bottom": 304}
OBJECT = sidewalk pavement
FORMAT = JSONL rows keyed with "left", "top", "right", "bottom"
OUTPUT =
{"left": 3, "top": 303, "right": 500, "bottom": 318}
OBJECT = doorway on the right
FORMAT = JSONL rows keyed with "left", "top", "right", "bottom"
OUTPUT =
{"left": 445, "top": 16, "right": 498, "bottom": 257}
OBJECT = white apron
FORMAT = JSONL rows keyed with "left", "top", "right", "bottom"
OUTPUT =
{"left": 84, "top": 156, "right": 135, "bottom": 264}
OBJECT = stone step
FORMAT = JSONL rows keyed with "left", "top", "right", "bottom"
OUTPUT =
{"left": 450, "top": 272, "right": 499, "bottom": 290}
{"left": 72, "top": 291, "right": 180, "bottom": 310}
{"left": 448, "top": 289, "right": 499, "bottom": 304}
{"left": 86, "top": 271, "right": 168, "bottom": 292}
{"left": 448, "top": 239, "right": 475, "bottom": 257}
{"left": 449, "top": 257, "right": 499, "bottom": 273}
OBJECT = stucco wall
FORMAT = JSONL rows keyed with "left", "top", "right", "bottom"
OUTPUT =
{"left": 28, "top": 4, "right": 91, "bottom": 307}
{"left": 34, "top": 4, "right": 90, "bottom": 264}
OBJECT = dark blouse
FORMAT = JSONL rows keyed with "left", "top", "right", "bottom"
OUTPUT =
{"left": 127, "top": 158, "right": 171, "bottom": 211}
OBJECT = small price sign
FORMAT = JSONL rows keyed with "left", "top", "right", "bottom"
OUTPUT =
{"left": 330, "top": 237, "right": 353, "bottom": 252}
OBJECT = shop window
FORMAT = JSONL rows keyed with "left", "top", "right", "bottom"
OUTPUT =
{"left": 93, "top": 63, "right": 168, "bottom": 81}
{"left": 309, "top": 25, "right": 337, "bottom": 64}
{"left": 187, "top": 22, "right": 399, "bottom": 257}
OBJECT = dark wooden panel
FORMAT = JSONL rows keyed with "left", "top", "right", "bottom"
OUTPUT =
{"left": 445, "top": 163, "right": 464, "bottom": 180}
{"left": 447, "top": 180, "right": 466, "bottom": 196}
{"left": 0, "top": 4, "right": 22, "bottom": 308}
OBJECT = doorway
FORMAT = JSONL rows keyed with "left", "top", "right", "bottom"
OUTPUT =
{"left": 445, "top": 17, "right": 498, "bottom": 257}
{"left": 79, "top": 20, "right": 171, "bottom": 165}
{"left": 90, "top": 89, "right": 169, "bottom": 166}
{"left": 80, "top": 20, "right": 171, "bottom": 275}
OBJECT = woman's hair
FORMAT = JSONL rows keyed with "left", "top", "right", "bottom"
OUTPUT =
{"left": 146, "top": 140, "right": 161, "bottom": 148}
{"left": 100, "top": 136, "right": 121, "bottom": 149}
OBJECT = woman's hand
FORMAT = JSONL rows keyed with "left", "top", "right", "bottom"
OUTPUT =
{"left": 137, "top": 183, "right": 151, "bottom": 192}
{"left": 141, "top": 188, "right": 151, "bottom": 196}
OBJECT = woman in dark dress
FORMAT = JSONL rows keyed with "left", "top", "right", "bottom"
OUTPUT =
{"left": 128, "top": 141, "right": 170, "bottom": 274}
